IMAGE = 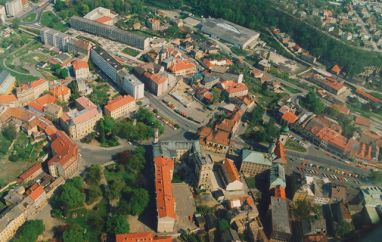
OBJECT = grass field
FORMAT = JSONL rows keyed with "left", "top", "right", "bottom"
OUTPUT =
{"left": 122, "top": 47, "right": 140, "bottom": 57}
{"left": 103, "top": 165, "right": 136, "bottom": 184}
{"left": 22, "top": 13, "right": 37, "bottom": 23}
{"left": 41, "top": 11, "right": 68, "bottom": 32}
{"left": 285, "top": 139, "right": 306, "bottom": 153}
{"left": 281, "top": 83, "right": 302, "bottom": 94}
{"left": 64, "top": 198, "right": 109, "bottom": 242}
{"left": 20, "top": 53, "right": 47, "bottom": 65}
{"left": 246, "top": 177, "right": 256, "bottom": 189}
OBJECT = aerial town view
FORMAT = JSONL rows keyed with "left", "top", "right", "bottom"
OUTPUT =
{"left": 1, "top": 0, "right": 382, "bottom": 241}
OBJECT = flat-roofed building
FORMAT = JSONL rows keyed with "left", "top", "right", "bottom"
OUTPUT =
{"left": 154, "top": 156, "right": 176, "bottom": 233}
{"left": 218, "top": 158, "right": 243, "bottom": 191}
{"left": 44, "top": 103, "right": 63, "bottom": 122}
{"left": 5, "top": 0, "right": 22, "bottom": 16}
{"left": 90, "top": 45, "right": 125, "bottom": 85}
{"left": 0, "top": 70, "right": 16, "bottom": 96}
{"left": 240, "top": 149, "right": 273, "bottom": 177}
{"left": 41, "top": 27, "right": 74, "bottom": 52}
{"left": 268, "top": 196, "right": 292, "bottom": 242}
{"left": 122, "top": 74, "right": 144, "bottom": 100}
{"left": 60, "top": 96, "right": 103, "bottom": 138}
{"left": 200, "top": 17, "right": 260, "bottom": 49}
{"left": 70, "top": 16, "right": 149, "bottom": 50}
{"left": 104, "top": 95, "right": 135, "bottom": 119}
{"left": 192, "top": 153, "right": 214, "bottom": 190}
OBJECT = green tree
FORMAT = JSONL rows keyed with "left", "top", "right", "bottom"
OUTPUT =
{"left": 2, "top": 124, "right": 16, "bottom": 140}
{"left": 85, "top": 163, "right": 103, "bottom": 185}
{"left": 88, "top": 59, "right": 95, "bottom": 71}
{"left": 0, "top": 178, "right": 6, "bottom": 189}
{"left": 128, "top": 188, "right": 149, "bottom": 215}
{"left": 135, "top": 146, "right": 146, "bottom": 156}
{"left": 53, "top": 209, "right": 62, "bottom": 218}
{"left": 60, "top": 68, "right": 69, "bottom": 79}
{"left": 301, "top": 91, "right": 325, "bottom": 114}
{"left": 68, "top": 81, "right": 80, "bottom": 101}
{"left": 368, "top": 171, "right": 382, "bottom": 182}
{"left": 62, "top": 230, "right": 85, "bottom": 242}
{"left": 99, "top": 119, "right": 105, "bottom": 143}
{"left": 87, "top": 185, "right": 102, "bottom": 202}
{"left": 218, "top": 219, "right": 230, "bottom": 231}
{"left": 117, "top": 150, "right": 132, "bottom": 165}
{"left": 88, "top": 213, "right": 105, "bottom": 231}
{"left": 103, "top": 115, "right": 115, "bottom": 134}
{"left": 261, "top": 81, "right": 268, "bottom": 93}
{"left": 338, "top": 219, "right": 351, "bottom": 237}
{"left": 211, "top": 88, "right": 221, "bottom": 104}
{"left": 12, "top": 17, "right": 21, "bottom": 28}
{"left": 328, "top": 105, "right": 340, "bottom": 118}
{"left": 13, "top": 220, "right": 45, "bottom": 242}
{"left": 109, "top": 180, "right": 126, "bottom": 200}
{"left": 106, "top": 215, "right": 130, "bottom": 234}
{"left": 116, "top": 199, "right": 130, "bottom": 216}
{"left": 267, "top": 50, "right": 271, "bottom": 60}
{"left": 9, "top": 154, "right": 18, "bottom": 162}
{"left": 202, "top": 104, "right": 207, "bottom": 112}
{"left": 127, "top": 153, "right": 146, "bottom": 173}
{"left": 70, "top": 176, "right": 84, "bottom": 190}
{"left": 135, "top": 107, "right": 154, "bottom": 125}
{"left": 249, "top": 106, "right": 264, "bottom": 126}
{"left": 58, "top": 183, "right": 85, "bottom": 208}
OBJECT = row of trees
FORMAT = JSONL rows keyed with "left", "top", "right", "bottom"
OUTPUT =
{"left": 53, "top": 64, "right": 69, "bottom": 79}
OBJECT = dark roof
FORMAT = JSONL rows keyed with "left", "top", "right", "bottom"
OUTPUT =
{"left": 91, "top": 45, "right": 124, "bottom": 71}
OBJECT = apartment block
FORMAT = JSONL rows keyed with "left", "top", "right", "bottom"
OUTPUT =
{"left": 5, "top": 0, "right": 22, "bottom": 16}
{"left": 90, "top": 45, "right": 125, "bottom": 85}
{"left": 0, "top": 5, "right": 6, "bottom": 22}
{"left": 70, "top": 16, "right": 149, "bottom": 50}
{"left": 147, "top": 18, "right": 160, "bottom": 30}
{"left": 104, "top": 95, "right": 135, "bottom": 119}
{"left": 60, "top": 96, "right": 103, "bottom": 138}
{"left": 191, "top": 153, "right": 214, "bottom": 190}
{"left": 122, "top": 74, "right": 144, "bottom": 100}
{"left": 40, "top": 27, "right": 74, "bottom": 52}
{"left": 150, "top": 73, "right": 168, "bottom": 96}
{"left": 16, "top": 78, "right": 49, "bottom": 106}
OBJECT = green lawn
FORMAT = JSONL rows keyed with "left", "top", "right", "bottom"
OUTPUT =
{"left": 41, "top": 11, "right": 68, "bottom": 32}
{"left": 22, "top": 13, "right": 37, "bottom": 23}
{"left": 285, "top": 139, "right": 306, "bottom": 153}
{"left": 64, "top": 198, "right": 109, "bottom": 242}
{"left": 122, "top": 47, "right": 140, "bottom": 57}
{"left": 103, "top": 165, "right": 137, "bottom": 185}
{"left": 20, "top": 26, "right": 40, "bottom": 35}
{"left": 281, "top": 83, "right": 302, "bottom": 94}
{"left": 230, "top": 47, "right": 249, "bottom": 56}
{"left": 20, "top": 53, "right": 47, "bottom": 65}
{"left": 246, "top": 177, "right": 256, "bottom": 189}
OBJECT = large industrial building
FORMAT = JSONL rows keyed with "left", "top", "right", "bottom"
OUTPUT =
{"left": 70, "top": 16, "right": 149, "bottom": 50}
{"left": 199, "top": 17, "right": 260, "bottom": 49}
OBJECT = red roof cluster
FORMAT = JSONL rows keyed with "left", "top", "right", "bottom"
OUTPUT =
{"left": 281, "top": 112, "right": 298, "bottom": 124}
{"left": 48, "top": 131, "right": 79, "bottom": 170}
{"left": 355, "top": 89, "right": 381, "bottom": 103}
{"left": 168, "top": 59, "right": 196, "bottom": 72}
{"left": 28, "top": 94, "right": 57, "bottom": 112}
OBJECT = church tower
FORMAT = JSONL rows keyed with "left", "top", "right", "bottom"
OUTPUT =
{"left": 158, "top": 44, "right": 166, "bottom": 63}
{"left": 279, "top": 121, "right": 290, "bottom": 145}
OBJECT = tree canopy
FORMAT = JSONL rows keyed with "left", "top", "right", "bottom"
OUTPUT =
{"left": 338, "top": 219, "right": 351, "bottom": 237}
{"left": 85, "top": 163, "right": 103, "bottom": 185}
{"left": 106, "top": 215, "right": 130, "bottom": 235}
{"left": 218, "top": 219, "right": 230, "bottom": 231}
{"left": 58, "top": 183, "right": 86, "bottom": 208}
{"left": 301, "top": 91, "right": 324, "bottom": 114}
{"left": 13, "top": 220, "right": 45, "bottom": 242}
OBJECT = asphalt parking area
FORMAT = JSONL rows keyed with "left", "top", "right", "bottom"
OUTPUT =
{"left": 172, "top": 183, "right": 197, "bottom": 232}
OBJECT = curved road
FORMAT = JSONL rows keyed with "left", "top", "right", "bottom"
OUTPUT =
{"left": 2, "top": 39, "right": 35, "bottom": 75}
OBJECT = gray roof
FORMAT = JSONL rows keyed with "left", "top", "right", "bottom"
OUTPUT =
{"left": 0, "top": 70, "right": 15, "bottom": 95}
{"left": 45, "top": 103, "right": 61, "bottom": 114}
{"left": 221, "top": 229, "right": 240, "bottom": 242}
{"left": 269, "top": 163, "right": 286, "bottom": 188}
{"left": 0, "top": 197, "right": 33, "bottom": 232}
{"left": 194, "top": 154, "right": 213, "bottom": 166}
{"left": 91, "top": 45, "right": 124, "bottom": 71}
{"left": 200, "top": 17, "right": 260, "bottom": 47}
{"left": 301, "top": 219, "right": 326, "bottom": 235}
{"left": 123, "top": 74, "right": 144, "bottom": 87}
{"left": 242, "top": 149, "right": 272, "bottom": 166}
{"left": 153, "top": 140, "right": 201, "bottom": 159}
{"left": 203, "top": 74, "right": 220, "bottom": 83}
{"left": 271, "top": 197, "right": 291, "bottom": 234}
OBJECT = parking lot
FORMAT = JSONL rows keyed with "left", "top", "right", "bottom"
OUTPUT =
{"left": 172, "top": 183, "right": 197, "bottom": 232}
{"left": 268, "top": 51, "right": 306, "bottom": 74}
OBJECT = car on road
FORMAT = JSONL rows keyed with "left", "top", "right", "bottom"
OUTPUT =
{"left": 247, "top": 191, "right": 252, "bottom": 195}
{"left": 315, "top": 146, "right": 320, "bottom": 150}
{"left": 290, "top": 158, "right": 295, "bottom": 162}
{"left": 326, "top": 153, "right": 330, "bottom": 156}
{"left": 186, "top": 124, "right": 189, "bottom": 127}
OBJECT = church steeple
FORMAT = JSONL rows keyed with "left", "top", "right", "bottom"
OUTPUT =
{"left": 278, "top": 121, "right": 289, "bottom": 145}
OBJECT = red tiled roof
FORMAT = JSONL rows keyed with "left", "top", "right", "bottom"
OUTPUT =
{"left": 72, "top": 59, "right": 89, "bottom": 70}
{"left": 150, "top": 73, "right": 168, "bottom": 85}
{"left": 30, "top": 78, "right": 47, "bottom": 88}
{"left": 154, "top": 156, "right": 176, "bottom": 219}
{"left": 95, "top": 16, "right": 113, "bottom": 23}
{"left": 274, "top": 141, "right": 287, "bottom": 163}
{"left": 116, "top": 232, "right": 172, "bottom": 242}
{"left": 217, "top": 119, "right": 235, "bottom": 133}
{"left": 330, "top": 104, "right": 349, "bottom": 115}
{"left": 50, "top": 84, "right": 71, "bottom": 97}
{"left": 274, "top": 185, "right": 286, "bottom": 199}
{"left": 362, "top": 131, "right": 380, "bottom": 140}
{"left": 323, "top": 78, "right": 345, "bottom": 91}
{"left": 133, "top": 22, "right": 141, "bottom": 28}
{"left": 28, "top": 184, "right": 45, "bottom": 201}
{"left": 226, "top": 84, "right": 248, "bottom": 94}
{"left": 28, "top": 94, "right": 57, "bottom": 112}
{"left": 48, "top": 131, "right": 78, "bottom": 170}
{"left": 223, "top": 158, "right": 241, "bottom": 182}
{"left": 104, "top": 95, "right": 135, "bottom": 112}
{"left": 203, "top": 59, "right": 214, "bottom": 68}
{"left": 19, "top": 163, "right": 42, "bottom": 181}
{"left": 355, "top": 89, "right": 381, "bottom": 103}
{"left": 168, "top": 59, "right": 196, "bottom": 72}
{"left": 76, "top": 96, "right": 97, "bottom": 110}
{"left": 204, "top": 93, "right": 213, "bottom": 100}
{"left": 331, "top": 65, "right": 341, "bottom": 73}
{"left": 316, "top": 128, "right": 348, "bottom": 149}
{"left": 0, "top": 94, "right": 18, "bottom": 103}
{"left": 355, "top": 116, "right": 371, "bottom": 127}
{"left": 281, "top": 112, "right": 298, "bottom": 123}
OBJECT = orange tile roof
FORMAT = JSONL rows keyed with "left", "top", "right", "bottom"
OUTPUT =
{"left": 0, "top": 94, "right": 18, "bottom": 103}
{"left": 355, "top": 116, "right": 371, "bottom": 127}
{"left": 322, "top": 78, "right": 344, "bottom": 91}
{"left": 206, "top": 130, "right": 231, "bottom": 146}
{"left": 61, "top": 108, "right": 100, "bottom": 125}
{"left": 148, "top": 18, "right": 160, "bottom": 24}
{"left": 150, "top": 73, "right": 168, "bottom": 85}
{"left": 226, "top": 83, "right": 248, "bottom": 94}
{"left": 198, "top": 126, "right": 213, "bottom": 137}
{"left": 76, "top": 96, "right": 97, "bottom": 110}
{"left": 223, "top": 158, "right": 241, "bottom": 182}
{"left": 19, "top": 163, "right": 42, "bottom": 181}
{"left": 355, "top": 89, "right": 381, "bottom": 103}
{"left": 28, "top": 94, "right": 57, "bottom": 112}
{"left": 168, "top": 59, "right": 196, "bottom": 72}
{"left": 220, "top": 80, "right": 236, "bottom": 89}
{"left": 362, "top": 131, "right": 380, "bottom": 140}
{"left": 30, "top": 78, "right": 47, "bottom": 88}
{"left": 48, "top": 131, "right": 78, "bottom": 170}
{"left": 116, "top": 233, "right": 172, "bottom": 242}
{"left": 330, "top": 104, "right": 349, "bottom": 115}
{"left": 281, "top": 112, "right": 298, "bottom": 123}
{"left": 315, "top": 128, "right": 348, "bottom": 149}
{"left": 274, "top": 141, "right": 287, "bottom": 163}
{"left": 154, "top": 156, "right": 176, "bottom": 219}
{"left": 95, "top": 16, "right": 113, "bottom": 23}
{"left": 331, "top": 65, "right": 341, "bottom": 73}
{"left": 222, "top": 58, "right": 232, "bottom": 64}
{"left": 50, "top": 84, "right": 71, "bottom": 97}
{"left": 229, "top": 196, "right": 254, "bottom": 208}
{"left": 72, "top": 59, "right": 89, "bottom": 71}
{"left": 274, "top": 185, "right": 286, "bottom": 199}
{"left": 204, "top": 93, "right": 213, "bottom": 100}
{"left": 133, "top": 22, "right": 141, "bottom": 28}
{"left": 203, "top": 59, "right": 214, "bottom": 68}
{"left": 217, "top": 119, "right": 235, "bottom": 133}
{"left": 104, "top": 95, "right": 135, "bottom": 112}
{"left": 28, "top": 185, "right": 45, "bottom": 201}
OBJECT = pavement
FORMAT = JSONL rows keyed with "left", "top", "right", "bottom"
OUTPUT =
{"left": 172, "top": 183, "right": 197, "bottom": 232}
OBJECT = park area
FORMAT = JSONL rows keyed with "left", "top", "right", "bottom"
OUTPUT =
{"left": 41, "top": 11, "right": 68, "bottom": 32}
{"left": 285, "top": 139, "right": 306, "bottom": 153}
{"left": 20, "top": 53, "right": 48, "bottom": 65}
{"left": 122, "top": 47, "right": 140, "bottom": 57}
{"left": 22, "top": 13, "right": 37, "bottom": 23}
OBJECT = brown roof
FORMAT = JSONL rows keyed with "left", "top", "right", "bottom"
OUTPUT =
{"left": 355, "top": 116, "right": 371, "bottom": 127}
{"left": 331, "top": 185, "right": 347, "bottom": 200}
{"left": 72, "top": 38, "right": 94, "bottom": 51}
{"left": 19, "top": 164, "right": 42, "bottom": 181}
{"left": 216, "top": 119, "right": 235, "bottom": 133}
{"left": 104, "top": 95, "right": 135, "bottom": 112}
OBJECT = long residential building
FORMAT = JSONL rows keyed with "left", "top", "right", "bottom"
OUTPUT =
{"left": 90, "top": 45, "right": 126, "bottom": 86}
{"left": 268, "top": 196, "right": 292, "bottom": 242}
{"left": 5, "top": 0, "right": 22, "bottom": 16}
{"left": 70, "top": 16, "right": 149, "bottom": 50}
{"left": 219, "top": 158, "right": 243, "bottom": 191}
{"left": 104, "top": 95, "right": 135, "bottom": 119}
{"left": 122, "top": 74, "right": 144, "bottom": 100}
{"left": 40, "top": 27, "right": 74, "bottom": 52}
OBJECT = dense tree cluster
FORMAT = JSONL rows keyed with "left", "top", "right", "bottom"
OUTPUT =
{"left": 13, "top": 220, "right": 45, "bottom": 242}
{"left": 301, "top": 91, "right": 325, "bottom": 114}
